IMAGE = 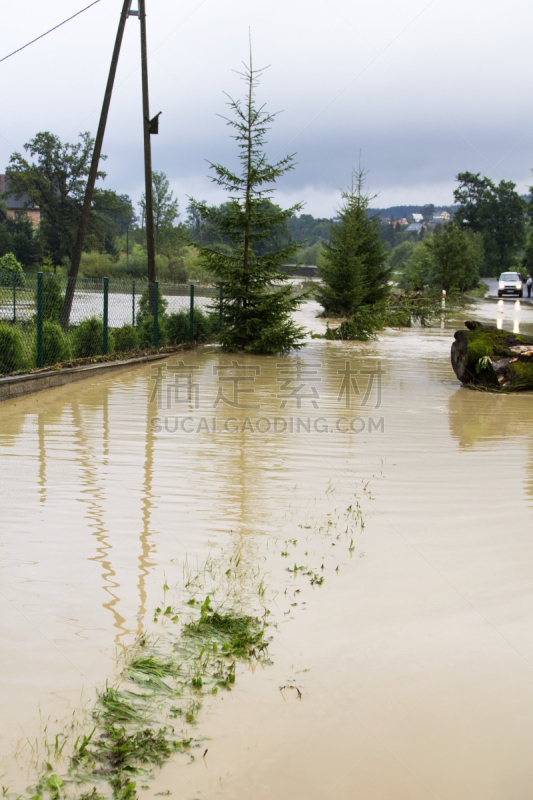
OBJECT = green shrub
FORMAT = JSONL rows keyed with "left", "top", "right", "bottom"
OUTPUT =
{"left": 167, "top": 309, "right": 212, "bottom": 345}
{"left": 115, "top": 252, "right": 148, "bottom": 279}
{"left": 0, "top": 253, "right": 25, "bottom": 286}
{"left": 36, "top": 275, "right": 64, "bottom": 322}
{"left": 137, "top": 285, "right": 168, "bottom": 324}
{"left": 166, "top": 311, "right": 189, "bottom": 344}
{"left": 138, "top": 315, "right": 167, "bottom": 348}
{"left": 72, "top": 317, "right": 114, "bottom": 358}
{"left": 167, "top": 259, "right": 188, "bottom": 283}
{"left": 114, "top": 323, "right": 140, "bottom": 353}
{"left": 33, "top": 321, "right": 70, "bottom": 367}
{"left": 193, "top": 309, "right": 215, "bottom": 341}
{"left": 325, "top": 307, "right": 384, "bottom": 341}
{"left": 0, "top": 324, "right": 25, "bottom": 374}
{"left": 79, "top": 251, "right": 114, "bottom": 279}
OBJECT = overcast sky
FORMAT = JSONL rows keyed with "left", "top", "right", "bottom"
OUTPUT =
{"left": 2, "top": 0, "right": 533, "bottom": 217}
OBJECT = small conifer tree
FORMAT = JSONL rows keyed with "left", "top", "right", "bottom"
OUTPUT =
{"left": 316, "top": 170, "right": 391, "bottom": 316}
{"left": 189, "top": 50, "right": 305, "bottom": 354}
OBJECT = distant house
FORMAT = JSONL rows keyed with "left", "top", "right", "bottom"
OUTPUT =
{"left": 405, "top": 223, "right": 424, "bottom": 233}
{"left": 0, "top": 174, "right": 41, "bottom": 227}
{"left": 394, "top": 218, "right": 409, "bottom": 227}
{"left": 432, "top": 210, "right": 451, "bottom": 222}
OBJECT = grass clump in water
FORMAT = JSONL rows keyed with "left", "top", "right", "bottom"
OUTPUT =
{"left": 72, "top": 726, "right": 181, "bottom": 798}
{"left": 96, "top": 688, "right": 148, "bottom": 726}
{"left": 122, "top": 656, "right": 176, "bottom": 694}
{"left": 183, "top": 598, "right": 267, "bottom": 660}
{"left": 15, "top": 560, "right": 273, "bottom": 800}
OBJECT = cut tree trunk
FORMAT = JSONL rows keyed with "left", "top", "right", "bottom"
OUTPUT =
{"left": 451, "top": 321, "right": 533, "bottom": 391}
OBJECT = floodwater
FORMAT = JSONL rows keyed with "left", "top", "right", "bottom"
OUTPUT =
{"left": 1, "top": 298, "right": 533, "bottom": 798}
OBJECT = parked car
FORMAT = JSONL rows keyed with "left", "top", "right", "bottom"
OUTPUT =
{"left": 498, "top": 272, "right": 523, "bottom": 298}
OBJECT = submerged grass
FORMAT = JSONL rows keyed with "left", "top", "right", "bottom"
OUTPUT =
{"left": 8, "top": 480, "right": 372, "bottom": 800}
{"left": 14, "top": 558, "right": 272, "bottom": 800}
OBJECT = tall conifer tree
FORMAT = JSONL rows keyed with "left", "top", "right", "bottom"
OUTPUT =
{"left": 189, "top": 50, "right": 305, "bottom": 354}
{"left": 316, "top": 170, "right": 391, "bottom": 316}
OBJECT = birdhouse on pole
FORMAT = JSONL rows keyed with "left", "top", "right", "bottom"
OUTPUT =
{"left": 148, "top": 111, "right": 162, "bottom": 135}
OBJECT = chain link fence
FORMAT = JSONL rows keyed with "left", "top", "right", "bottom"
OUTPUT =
{"left": 0, "top": 271, "right": 220, "bottom": 377}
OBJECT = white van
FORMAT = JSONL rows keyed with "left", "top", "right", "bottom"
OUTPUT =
{"left": 498, "top": 272, "right": 523, "bottom": 298}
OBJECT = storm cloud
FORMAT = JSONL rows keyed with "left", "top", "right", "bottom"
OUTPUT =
{"left": 2, "top": 0, "right": 532, "bottom": 216}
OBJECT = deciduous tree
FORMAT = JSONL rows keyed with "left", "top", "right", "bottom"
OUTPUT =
{"left": 140, "top": 171, "right": 181, "bottom": 256}
{"left": 400, "top": 224, "right": 483, "bottom": 292}
{"left": 454, "top": 172, "right": 526, "bottom": 276}
{"left": 5, "top": 132, "right": 105, "bottom": 267}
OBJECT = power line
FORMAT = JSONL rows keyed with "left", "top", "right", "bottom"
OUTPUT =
{"left": 0, "top": 0, "right": 102, "bottom": 65}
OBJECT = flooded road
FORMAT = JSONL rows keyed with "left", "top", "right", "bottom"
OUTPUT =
{"left": 1, "top": 299, "right": 533, "bottom": 798}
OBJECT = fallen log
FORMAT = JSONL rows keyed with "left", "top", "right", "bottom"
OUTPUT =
{"left": 451, "top": 321, "right": 533, "bottom": 391}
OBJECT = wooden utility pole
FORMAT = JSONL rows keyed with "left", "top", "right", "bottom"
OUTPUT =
{"left": 61, "top": 0, "right": 131, "bottom": 328}
{"left": 139, "top": 0, "right": 157, "bottom": 300}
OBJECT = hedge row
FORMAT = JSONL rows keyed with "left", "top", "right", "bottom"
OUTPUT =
{"left": 0, "top": 308, "right": 214, "bottom": 376}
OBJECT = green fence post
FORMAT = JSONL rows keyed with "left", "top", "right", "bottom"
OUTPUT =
{"left": 103, "top": 276, "right": 109, "bottom": 354}
{"left": 153, "top": 281, "right": 159, "bottom": 347}
{"left": 12, "top": 270, "right": 17, "bottom": 323}
{"left": 132, "top": 280, "right": 136, "bottom": 327}
{"left": 37, "top": 272, "right": 44, "bottom": 368}
{"left": 189, "top": 283, "right": 195, "bottom": 342}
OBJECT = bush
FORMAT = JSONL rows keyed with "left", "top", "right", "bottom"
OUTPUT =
{"left": 0, "top": 324, "right": 25, "bottom": 374}
{"left": 40, "top": 275, "right": 64, "bottom": 322}
{"left": 167, "top": 309, "right": 213, "bottom": 345}
{"left": 167, "top": 258, "right": 188, "bottom": 283}
{"left": 137, "top": 285, "right": 168, "bottom": 324}
{"left": 33, "top": 321, "right": 70, "bottom": 367}
{"left": 72, "top": 317, "right": 114, "bottom": 358}
{"left": 80, "top": 251, "right": 114, "bottom": 279}
{"left": 114, "top": 251, "right": 167, "bottom": 279}
{"left": 114, "top": 323, "right": 140, "bottom": 353}
{"left": 138, "top": 315, "right": 167, "bottom": 348}
{"left": 115, "top": 251, "right": 148, "bottom": 279}
{"left": 324, "top": 293, "right": 445, "bottom": 341}
{"left": 0, "top": 253, "right": 25, "bottom": 286}
{"left": 325, "top": 307, "right": 384, "bottom": 341}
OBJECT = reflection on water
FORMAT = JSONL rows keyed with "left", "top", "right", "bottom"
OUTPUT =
{"left": 71, "top": 396, "right": 127, "bottom": 643}
{"left": 489, "top": 297, "right": 530, "bottom": 335}
{"left": 448, "top": 386, "right": 533, "bottom": 505}
{"left": 137, "top": 386, "right": 157, "bottom": 634}
{"left": 38, "top": 414, "right": 46, "bottom": 505}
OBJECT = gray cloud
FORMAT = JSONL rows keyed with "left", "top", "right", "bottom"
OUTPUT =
{"left": 2, "top": 0, "right": 533, "bottom": 217}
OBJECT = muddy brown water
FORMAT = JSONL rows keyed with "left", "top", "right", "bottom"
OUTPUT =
{"left": 1, "top": 298, "right": 533, "bottom": 798}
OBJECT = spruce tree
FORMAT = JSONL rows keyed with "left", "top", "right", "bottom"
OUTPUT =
{"left": 189, "top": 52, "right": 305, "bottom": 354}
{"left": 316, "top": 170, "right": 391, "bottom": 316}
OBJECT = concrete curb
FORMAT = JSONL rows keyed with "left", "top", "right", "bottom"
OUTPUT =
{"left": 0, "top": 350, "right": 187, "bottom": 403}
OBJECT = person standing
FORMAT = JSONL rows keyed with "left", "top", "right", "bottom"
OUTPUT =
{"left": 527, "top": 274, "right": 533, "bottom": 299}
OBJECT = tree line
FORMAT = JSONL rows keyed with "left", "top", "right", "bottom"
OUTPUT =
{"left": 1, "top": 48, "right": 532, "bottom": 354}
